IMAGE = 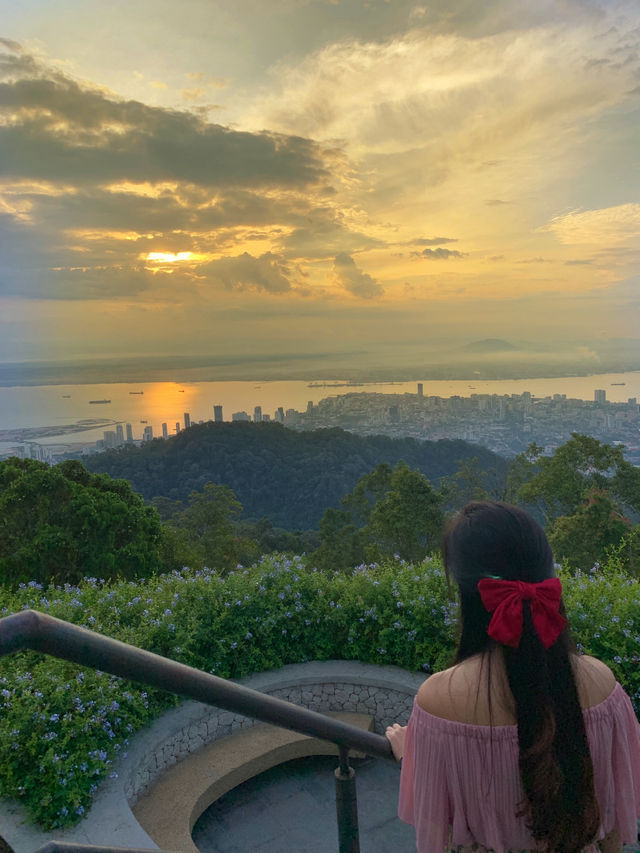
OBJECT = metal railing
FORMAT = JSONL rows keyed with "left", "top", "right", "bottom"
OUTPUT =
{"left": 0, "top": 610, "right": 394, "bottom": 853}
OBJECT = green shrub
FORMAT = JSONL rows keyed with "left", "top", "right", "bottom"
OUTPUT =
{"left": 0, "top": 553, "right": 638, "bottom": 831}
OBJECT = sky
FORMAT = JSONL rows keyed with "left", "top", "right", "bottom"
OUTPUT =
{"left": 1, "top": 0, "right": 639, "bottom": 375}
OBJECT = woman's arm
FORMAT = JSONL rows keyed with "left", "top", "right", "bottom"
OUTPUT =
{"left": 385, "top": 723, "right": 407, "bottom": 762}
{"left": 598, "top": 825, "right": 622, "bottom": 853}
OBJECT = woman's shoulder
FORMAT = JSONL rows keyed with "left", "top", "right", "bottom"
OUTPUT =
{"left": 572, "top": 654, "right": 617, "bottom": 709}
{"left": 416, "top": 653, "right": 618, "bottom": 724}
{"left": 416, "top": 655, "right": 515, "bottom": 725}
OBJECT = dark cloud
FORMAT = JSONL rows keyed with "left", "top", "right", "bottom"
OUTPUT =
{"left": 414, "top": 247, "right": 466, "bottom": 259}
{"left": 0, "top": 47, "right": 329, "bottom": 190}
{"left": 565, "top": 258, "right": 593, "bottom": 265}
{"left": 0, "top": 43, "right": 352, "bottom": 303}
{"left": 409, "top": 237, "right": 458, "bottom": 246}
{"left": 200, "top": 252, "right": 293, "bottom": 293}
{"left": 282, "top": 217, "right": 380, "bottom": 259}
{"left": 332, "top": 253, "right": 382, "bottom": 299}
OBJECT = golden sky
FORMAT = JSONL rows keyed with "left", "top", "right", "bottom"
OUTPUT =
{"left": 1, "top": 0, "right": 639, "bottom": 371}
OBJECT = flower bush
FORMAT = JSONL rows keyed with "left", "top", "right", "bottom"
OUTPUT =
{"left": 0, "top": 554, "right": 638, "bottom": 830}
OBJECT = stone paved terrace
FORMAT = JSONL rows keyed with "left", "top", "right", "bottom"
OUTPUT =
{"left": 193, "top": 754, "right": 414, "bottom": 853}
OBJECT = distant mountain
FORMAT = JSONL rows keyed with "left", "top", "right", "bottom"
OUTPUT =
{"left": 463, "top": 338, "right": 520, "bottom": 353}
{"left": 85, "top": 422, "right": 507, "bottom": 530}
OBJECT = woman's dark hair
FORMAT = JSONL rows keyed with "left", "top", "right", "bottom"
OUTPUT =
{"left": 443, "top": 501, "right": 599, "bottom": 853}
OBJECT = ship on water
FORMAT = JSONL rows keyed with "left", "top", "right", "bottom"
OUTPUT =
{"left": 129, "top": 391, "right": 144, "bottom": 394}
{"left": 89, "top": 399, "right": 111, "bottom": 404}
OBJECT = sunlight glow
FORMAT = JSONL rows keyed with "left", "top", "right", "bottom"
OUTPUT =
{"left": 146, "top": 252, "right": 193, "bottom": 263}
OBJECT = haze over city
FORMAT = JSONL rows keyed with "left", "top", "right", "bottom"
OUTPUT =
{"left": 1, "top": 0, "right": 640, "bottom": 379}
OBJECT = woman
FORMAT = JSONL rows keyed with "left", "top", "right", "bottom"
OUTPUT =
{"left": 386, "top": 501, "right": 640, "bottom": 853}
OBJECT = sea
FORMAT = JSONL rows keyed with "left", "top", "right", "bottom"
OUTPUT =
{"left": 1, "top": 372, "right": 639, "bottom": 453}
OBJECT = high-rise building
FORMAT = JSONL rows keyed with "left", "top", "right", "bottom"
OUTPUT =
{"left": 306, "top": 400, "right": 314, "bottom": 414}
{"left": 275, "top": 406, "right": 285, "bottom": 423}
{"left": 417, "top": 383, "right": 423, "bottom": 398}
{"left": 103, "top": 430, "right": 117, "bottom": 448}
{"left": 231, "top": 411, "right": 251, "bottom": 422}
{"left": 284, "top": 408, "right": 300, "bottom": 424}
{"left": 184, "top": 412, "right": 191, "bottom": 429}
{"left": 175, "top": 422, "right": 180, "bottom": 434}
{"left": 125, "top": 423, "right": 133, "bottom": 443}
{"left": 213, "top": 405, "right": 223, "bottom": 422}
{"left": 115, "top": 424, "right": 124, "bottom": 445}
{"left": 254, "top": 406, "right": 262, "bottom": 423}
{"left": 143, "top": 425, "right": 153, "bottom": 441}
{"left": 162, "top": 422, "right": 168, "bottom": 439}
{"left": 594, "top": 389, "right": 607, "bottom": 404}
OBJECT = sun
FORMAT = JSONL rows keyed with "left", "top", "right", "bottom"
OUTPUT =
{"left": 146, "top": 251, "right": 193, "bottom": 263}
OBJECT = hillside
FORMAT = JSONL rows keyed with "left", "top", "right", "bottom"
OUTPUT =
{"left": 85, "top": 422, "right": 507, "bottom": 530}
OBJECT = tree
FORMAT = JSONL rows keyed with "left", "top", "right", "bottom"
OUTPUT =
{"left": 366, "top": 462, "right": 444, "bottom": 562}
{"left": 164, "top": 483, "right": 249, "bottom": 572}
{"left": 314, "top": 461, "right": 444, "bottom": 569}
{"left": 548, "top": 489, "right": 632, "bottom": 571}
{"left": 514, "top": 435, "right": 634, "bottom": 523}
{"left": 313, "top": 508, "right": 363, "bottom": 571}
{"left": 0, "top": 457, "right": 164, "bottom": 587}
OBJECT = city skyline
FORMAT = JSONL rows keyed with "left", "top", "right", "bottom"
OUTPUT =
{"left": 1, "top": 0, "right": 640, "bottom": 372}
{"left": 5, "top": 381, "right": 639, "bottom": 465}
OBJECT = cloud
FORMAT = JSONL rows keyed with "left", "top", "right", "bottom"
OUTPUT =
{"left": 0, "top": 46, "right": 329, "bottom": 191}
{"left": 409, "top": 237, "right": 458, "bottom": 246}
{"left": 281, "top": 217, "right": 381, "bottom": 259}
{"left": 415, "top": 247, "right": 466, "bottom": 259}
{"left": 332, "top": 253, "right": 382, "bottom": 298}
{"left": 542, "top": 203, "right": 640, "bottom": 247}
{"left": 565, "top": 258, "right": 593, "bottom": 265}
{"left": 200, "top": 252, "right": 293, "bottom": 293}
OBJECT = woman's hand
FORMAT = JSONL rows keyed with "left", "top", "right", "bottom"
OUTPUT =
{"left": 385, "top": 723, "right": 407, "bottom": 762}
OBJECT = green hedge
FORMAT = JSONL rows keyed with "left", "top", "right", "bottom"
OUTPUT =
{"left": 0, "top": 555, "right": 638, "bottom": 830}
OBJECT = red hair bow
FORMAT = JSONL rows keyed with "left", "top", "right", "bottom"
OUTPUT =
{"left": 477, "top": 578, "right": 567, "bottom": 649}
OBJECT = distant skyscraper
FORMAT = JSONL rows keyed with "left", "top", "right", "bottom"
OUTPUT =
{"left": 284, "top": 408, "right": 300, "bottom": 424}
{"left": 231, "top": 411, "right": 251, "bottom": 422}
{"left": 254, "top": 405, "right": 262, "bottom": 423}
{"left": 306, "top": 400, "right": 314, "bottom": 414}
{"left": 594, "top": 389, "right": 606, "bottom": 404}
{"left": 143, "top": 425, "right": 153, "bottom": 441}
{"left": 417, "top": 383, "right": 423, "bottom": 398}
{"left": 115, "top": 424, "right": 124, "bottom": 445}
{"left": 103, "top": 430, "right": 117, "bottom": 448}
{"left": 175, "top": 422, "right": 180, "bottom": 434}
{"left": 125, "top": 423, "right": 133, "bottom": 443}
{"left": 184, "top": 412, "right": 191, "bottom": 429}
{"left": 213, "top": 405, "right": 223, "bottom": 422}
{"left": 162, "top": 422, "right": 168, "bottom": 439}
{"left": 275, "top": 406, "right": 284, "bottom": 423}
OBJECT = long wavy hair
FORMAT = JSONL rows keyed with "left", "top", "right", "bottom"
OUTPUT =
{"left": 443, "top": 501, "right": 599, "bottom": 853}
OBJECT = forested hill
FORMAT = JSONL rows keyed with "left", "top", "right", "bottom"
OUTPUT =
{"left": 85, "top": 422, "right": 507, "bottom": 530}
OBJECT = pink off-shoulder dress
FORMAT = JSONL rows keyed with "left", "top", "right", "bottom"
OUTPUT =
{"left": 398, "top": 682, "right": 640, "bottom": 853}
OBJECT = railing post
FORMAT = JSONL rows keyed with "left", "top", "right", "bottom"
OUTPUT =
{"left": 334, "top": 745, "right": 360, "bottom": 853}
